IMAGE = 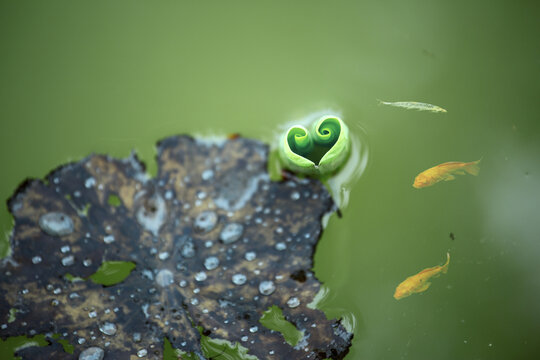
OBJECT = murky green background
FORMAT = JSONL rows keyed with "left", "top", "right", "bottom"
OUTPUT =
{"left": 1, "top": 0, "right": 539, "bottom": 359}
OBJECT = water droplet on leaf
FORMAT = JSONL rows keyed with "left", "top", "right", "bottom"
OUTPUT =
{"left": 79, "top": 347, "right": 104, "bottom": 360}
{"left": 259, "top": 281, "right": 276, "bottom": 295}
{"left": 194, "top": 211, "right": 218, "bottom": 233}
{"left": 99, "top": 322, "right": 117, "bottom": 336}
{"left": 204, "top": 256, "right": 219, "bottom": 270}
{"left": 287, "top": 297, "right": 300, "bottom": 308}
{"left": 39, "top": 212, "right": 74, "bottom": 236}
{"left": 137, "top": 349, "right": 148, "bottom": 357}
{"left": 220, "top": 223, "right": 244, "bottom": 244}
{"left": 232, "top": 274, "right": 247, "bottom": 285}
{"left": 62, "top": 255, "right": 75, "bottom": 267}
{"left": 195, "top": 271, "right": 207, "bottom": 282}
{"left": 155, "top": 269, "right": 174, "bottom": 287}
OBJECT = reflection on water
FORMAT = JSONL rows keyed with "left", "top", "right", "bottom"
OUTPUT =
{"left": 309, "top": 285, "right": 358, "bottom": 334}
{"left": 327, "top": 122, "right": 369, "bottom": 209}
{"left": 307, "top": 283, "right": 332, "bottom": 310}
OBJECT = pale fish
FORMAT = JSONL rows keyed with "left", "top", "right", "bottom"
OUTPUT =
{"left": 377, "top": 100, "right": 447, "bottom": 113}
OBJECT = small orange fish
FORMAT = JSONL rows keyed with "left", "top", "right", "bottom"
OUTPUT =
{"left": 413, "top": 159, "right": 481, "bottom": 188}
{"left": 393, "top": 252, "right": 450, "bottom": 300}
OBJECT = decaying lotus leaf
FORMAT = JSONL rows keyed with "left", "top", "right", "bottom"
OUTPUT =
{"left": 0, "top": 135, "right": 353, "bottom": 359}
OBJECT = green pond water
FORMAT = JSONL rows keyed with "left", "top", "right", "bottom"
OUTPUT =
{"left": 1, "top": 0, "right": 539, "bottom": 359}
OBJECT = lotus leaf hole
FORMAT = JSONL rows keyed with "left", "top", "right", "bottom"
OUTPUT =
{"left": 290, "top": 269, "right": 307, "bottom": 282}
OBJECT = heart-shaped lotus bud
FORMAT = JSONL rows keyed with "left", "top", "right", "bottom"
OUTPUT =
{"left": 279, "top": 115, "right": 350, "bottom": 176}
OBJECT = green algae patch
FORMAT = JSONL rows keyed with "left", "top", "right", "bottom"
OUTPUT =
{"left": 260, "top": 305, "right": 303, "bottom": 347}
{"left": 63, "top": 273, "right": 85, "bottom": 282}
{"left": 89, "top": 261, "right": 136, "bottom": 286}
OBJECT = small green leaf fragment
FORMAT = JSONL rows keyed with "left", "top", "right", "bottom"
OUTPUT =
{"left": 89, "top": 261, "right": 136, "bottom": 286}
{"left": 193, "top": 327, "right": 258, "bottom": 359}
{"left": 52, "top": 335, "right": 74, "bottom": 354}
{"left": 107, "top": 194, "right": 122, "bottom": 207}
{"left": 0, "top": 335, "right": 49, "bottom": 360}
{"left": 259, "top": 305, "right": 303, "bottom": 346}
{"left": 163, "top": 337, "right": 196, "bottom": 360}
{"left": 200, "top": 336, "right": 258, "bottom": 360}
{"left": 63, "top": 273, "right": 85, "bottom": 282}
{"left": 57, "top": 339, "right": 74, "bottom": 354}
{"left": 78, "top": 203, "right": 91, "bottom": 217}
{"left": 8, "top": 308, "right": 18, "bottom": 323}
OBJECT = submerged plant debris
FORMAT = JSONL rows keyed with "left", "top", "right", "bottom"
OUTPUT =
{"left": 0, "top": 135, "right": 352, "bottom": 359}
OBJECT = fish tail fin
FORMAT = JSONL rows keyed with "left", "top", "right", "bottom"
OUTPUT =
{"left": 376, "top": 99, "right": 386, "bottom": 106}
{"left": 441, "top": 252, "right": 450, "bottom": 274}
{"left": 464, "top": 159, "right": 481, "bottom": 176}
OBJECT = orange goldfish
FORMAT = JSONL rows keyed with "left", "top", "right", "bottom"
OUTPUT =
{"left": 413, "top": 159, "right": 481, "bottom": 189}
{"left": 393, "top": 252, "right": 450, "bottom": 300}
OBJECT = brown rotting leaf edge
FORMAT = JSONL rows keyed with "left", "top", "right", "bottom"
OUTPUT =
{"left": 0, "top": 135, "right": 353, "bottom": 359}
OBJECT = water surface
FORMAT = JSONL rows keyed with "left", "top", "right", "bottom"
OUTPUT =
{"left": 1, "top": 1, "right": 539, "bottom": 359}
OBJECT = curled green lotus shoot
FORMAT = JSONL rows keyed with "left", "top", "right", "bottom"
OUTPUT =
{"left": 279, "top": 115, "right": 351, "bottom": 176}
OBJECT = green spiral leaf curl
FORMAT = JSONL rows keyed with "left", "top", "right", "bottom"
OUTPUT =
{"left": 279, "top": 115, "right": 350, "bottom": 176}
{"left": 286, "top": 125, "right": 313, "bottom": 158}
